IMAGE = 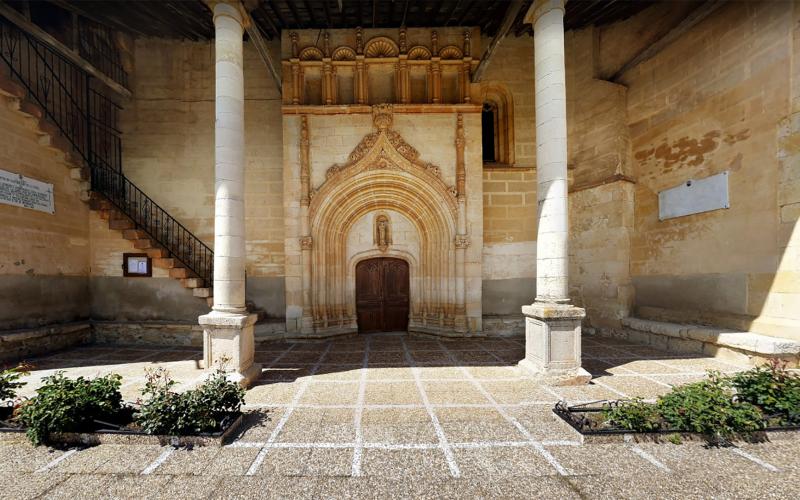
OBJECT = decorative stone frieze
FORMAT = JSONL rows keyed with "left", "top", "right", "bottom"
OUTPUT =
{"left": 281, "top": 27, "right": 478, "bottom": 106}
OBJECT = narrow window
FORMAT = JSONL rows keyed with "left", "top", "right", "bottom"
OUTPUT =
{"left": 482, "top": 103, "right": 496, "bottom": 163}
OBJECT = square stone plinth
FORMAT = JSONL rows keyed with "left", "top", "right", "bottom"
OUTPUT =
{"left": 518, "top": 303, "right": 591, "bottom": 385}
{"left": 199, "top": 311, "right": 261, "bottom": 387}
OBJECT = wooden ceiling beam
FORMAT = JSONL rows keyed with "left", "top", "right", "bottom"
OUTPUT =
{"left": 239, "top": 1, "right": 282, "bottom": 92}
{"left": 472, "top": 0, "right": 525, "bottom": 82}
{"left": 284, "top": 0, "right": 304, "bottom": 29}
{"left": 0, "top": 2, "right": 132, "bottom": 97}
{"left": 609, "top": 0, "right": 724, "bottom": 82}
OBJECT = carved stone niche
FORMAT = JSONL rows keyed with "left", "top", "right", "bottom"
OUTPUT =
{"left": 374, "top": 213, "right": 392, "bottom": 252}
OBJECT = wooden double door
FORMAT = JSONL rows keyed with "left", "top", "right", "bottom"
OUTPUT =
{"left": 356, "top": 257, "right": 410, "bottom": 333}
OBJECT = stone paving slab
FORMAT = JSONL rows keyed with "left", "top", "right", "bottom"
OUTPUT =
{"left": 3, "top": 334, "right": 798, "bottom": 498}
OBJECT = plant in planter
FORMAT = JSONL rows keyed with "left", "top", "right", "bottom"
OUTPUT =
{"left": 602, "top": 397, "right": 661, "bottom": 432}
{"left": 17, "top": 372, "right": 124, "bottom": 445}
{"left": 0, "top": 363, "right": 29, "bottom": 401}
{"left": 0, "top": 363, "right": 30, "bottom": 426}
{"left": 731, "top": 360, "right": 800, "bottom": 426}
{"left": 657, "top": 372, "right": 764, "bottom": 444}
{"left": 135, "top": 366, "right": 245, "bottom": 436}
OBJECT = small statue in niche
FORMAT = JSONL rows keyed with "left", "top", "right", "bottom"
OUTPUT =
{"left": 374, "top": 214, "right": 391, "bottom": 252}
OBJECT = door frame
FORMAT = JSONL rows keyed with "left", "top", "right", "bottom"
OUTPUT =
{"left": 350, "top": 251, "right": 414, "bottom": 333}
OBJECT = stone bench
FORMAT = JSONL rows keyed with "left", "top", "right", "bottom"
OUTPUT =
{"left": 612, "top": 317, "right": 800, "bottom": 367}
{"left": 0, "top": 322, "right": 91, "bottom": 363}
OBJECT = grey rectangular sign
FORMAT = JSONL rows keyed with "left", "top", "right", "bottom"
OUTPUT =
{"left": 0, "top": 168, "right": 55, "bottom": 214}
{"left": 658, "top": 171, "right": 729, "bottom": 221}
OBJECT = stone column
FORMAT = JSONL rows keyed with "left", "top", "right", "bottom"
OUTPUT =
{"left": 519, "top": 0, "right": 589, "bottom": 384}
{"left": 199, "top": 0, "right": 261, "bottom": 387}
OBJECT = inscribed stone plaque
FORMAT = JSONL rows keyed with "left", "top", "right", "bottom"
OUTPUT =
{"left": 0, "top": 168, "right": 55, "bottom": 214}
{"left": 658, "top": 171, "right": 729, "bottom": 221}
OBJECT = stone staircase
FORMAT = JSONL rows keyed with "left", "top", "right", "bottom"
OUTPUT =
{"left": 0, "top": 71, "right": 268, "bottom": 321}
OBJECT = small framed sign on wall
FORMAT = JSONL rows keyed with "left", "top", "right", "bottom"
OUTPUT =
{"left": 123, "top": 253, "right": 152, "bottom": 277}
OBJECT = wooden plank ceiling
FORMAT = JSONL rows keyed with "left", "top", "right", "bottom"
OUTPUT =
{"left": 56, "top": 0, "right": 656, "bottom": 40}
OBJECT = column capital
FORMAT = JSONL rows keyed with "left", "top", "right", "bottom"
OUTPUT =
{"left": 523, "top": 0, "right": 566, "bottom": 26}
{"left": 205, "top": 0, "right": 250, "bottom": 29}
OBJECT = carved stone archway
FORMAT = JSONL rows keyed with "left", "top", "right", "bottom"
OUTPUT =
{"left": 304, "top": 105, "right": 463, "bottom": 336}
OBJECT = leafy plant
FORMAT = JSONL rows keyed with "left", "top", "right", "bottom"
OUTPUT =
{"left": 602, "top": 398, "right": 661, "bottom": 432}
{"left": 731, "top": 360, "right": 800, "bottom": 426}
{"left": 135, "top": 367, "right": 244, "bottom": 436}
{"left": 0, "top": 363, "right": 30, "bottom": 400}
{"left": 17, "top": 372, "right": 123, "bottom": 445}
{"left": 657, "top": 372, "right": 764, "bottom": 444}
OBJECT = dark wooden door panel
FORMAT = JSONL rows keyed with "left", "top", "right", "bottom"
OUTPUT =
{"left": 356, "top": 257, "right": 409, "bottom": 333}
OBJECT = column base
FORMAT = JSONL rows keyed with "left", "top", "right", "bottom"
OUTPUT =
{"left": 199, "top": 310, "right": 262, "bottom": 388}
{"left": 519, "top": 302, "right": 590, "bottom": 386}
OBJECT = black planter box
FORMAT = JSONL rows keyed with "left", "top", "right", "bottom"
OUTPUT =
{"left": 0, "top": 406, "right": 243, "bottom": 447}
{"left": 552, "top": 400, "right": 800, "bottom": 444}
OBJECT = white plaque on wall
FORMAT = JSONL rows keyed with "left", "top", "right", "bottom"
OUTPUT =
{"left": 0, "top": 168, "right": 55, "bottom": 214}
{"left": 658, "top": 171, "right": 729, "bottom": 221}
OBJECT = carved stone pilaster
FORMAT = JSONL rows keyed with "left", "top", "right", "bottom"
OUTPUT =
{"left": 399, "top": 27, "right": 407, "bottom": 53}
{"left": 300, "top": 115, "right": 310, "bottom": 206}
{"left": 455, "top": 113, "right": 466, "bottom": 198}
{"left": 355, "top": 27, "right": 364, "bottom": 54}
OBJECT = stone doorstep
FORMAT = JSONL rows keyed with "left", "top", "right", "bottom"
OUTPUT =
{"left": 621, "top": 317, "right": 800, "bottom": 359}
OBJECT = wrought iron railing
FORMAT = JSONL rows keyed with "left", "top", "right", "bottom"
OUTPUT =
{"left": 78, "top": 17, "right": 128, "bottom": 88}
{"left": 91, "top": 167, "right": 214, "bottom": 284}
{"left": 0, "top": 15, "right": 214, "bottom": 285}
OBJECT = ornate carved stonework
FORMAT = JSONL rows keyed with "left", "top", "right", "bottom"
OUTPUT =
{"left": 283, "top": 28, "right": 478, "bottom": 106}
{"left": 300, "top": 236, "right": 313, "bottom": 250}
{"left": 374, "top": 214, "right": 391, "bottom": 252}
{"left": 455, "top": 234, "right": 471, "bottom": 249}
{"left": 319, "top": 105, "right": 454, "bottom": 203}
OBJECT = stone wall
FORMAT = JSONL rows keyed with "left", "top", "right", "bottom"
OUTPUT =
{"left": 622, "top": 0, "right": 799, "bottom": 339}
{"left": 0, "top": 92, "right": 90, "bottom": 330}
{"left": 90, "top": 38, "right": 286, "bottom": 319}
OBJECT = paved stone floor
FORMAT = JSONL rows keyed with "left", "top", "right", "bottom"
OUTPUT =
{"left": 2, "top": 334, "right": 798, "bottom": 499}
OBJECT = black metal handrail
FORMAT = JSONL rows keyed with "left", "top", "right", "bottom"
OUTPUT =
{"left": 0, "top": 15, "right": 214, "bottom": 285}
{"left": 78, "top": 17, "right": 128, "bottom": 89}
{"left": 91, "top": 167, "right": 214, "bottom": 284}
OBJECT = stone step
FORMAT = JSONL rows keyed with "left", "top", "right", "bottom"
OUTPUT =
{"left": 69, "top": 167, "right": 90, "bottom": 181}
{"left": 0, "top": 75, "right": 26, "bottom": 99}
{"left": 193, "top": 287, "right": 212, "bottom": 298}
{"left": 122, "top": 229, "right": 149, "bottom": 240}
{"left": 618, "top": 317, "right": 800, "bottom": 367}
{"left": 18, "top": 99, "right": 43, "bottom": 119}
{"left": 146, "top": 247, "right": 170, "bottom": 258}
{"left": 132, "top": 238, "right": 156, "bottom": 249}
{"left": 153, "top": 257, "right": 182, "bottom": 269}
{"left": 169, "top": 267, "right": 194, "bottom": 279}
{"left": 181, "top": 278, "right": 204, "bottom": 289}
{"left": 108, "top": 218, "right": 135, "bottom": 230}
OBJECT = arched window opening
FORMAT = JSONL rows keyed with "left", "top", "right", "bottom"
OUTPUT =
{"left": 482, "top": 103, "right": 497, "bottom": 163}
{"left": 481, "top": 85, "right": 515, "bottom": 167}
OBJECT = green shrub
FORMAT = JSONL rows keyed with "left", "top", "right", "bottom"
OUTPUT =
{"left": 657, "top": 372, "right": 764, "bottom": 443}
{"left": 0, "top": 364, "right": 29, "bottom": 401}
{"left": 135, "top": 367, "right": 244, "bottom": 436}
{"left": 602, "top": 398, "right": 661, "bottom": 432}
{"left": 17, "top": 372, "right": 123, "bottom": 445}
{"left": 731, "top": 361, "right": 800, "bottom": 426}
